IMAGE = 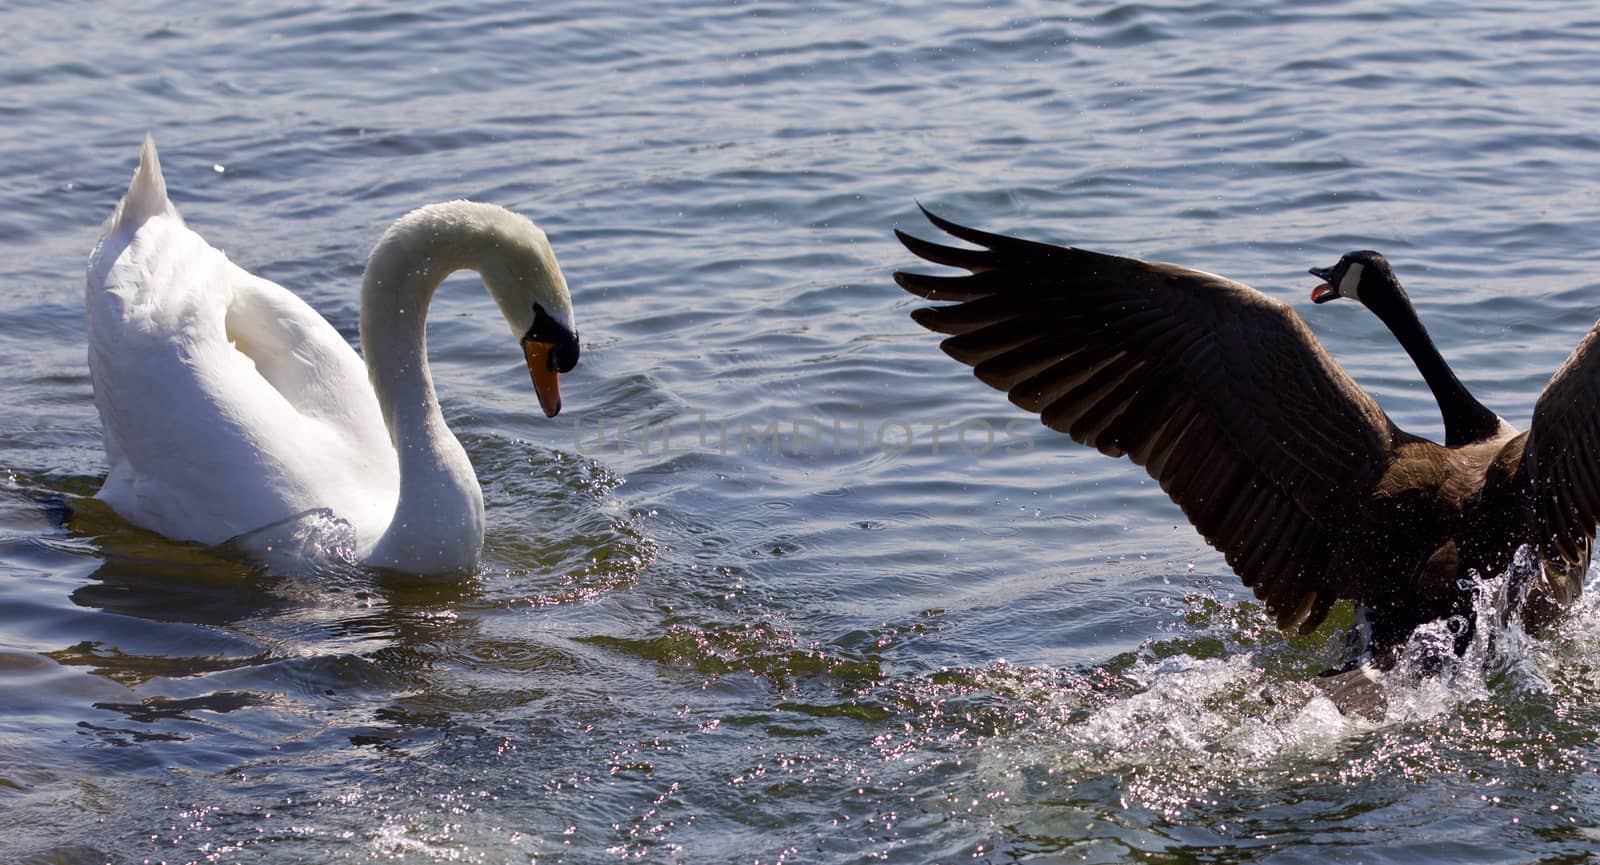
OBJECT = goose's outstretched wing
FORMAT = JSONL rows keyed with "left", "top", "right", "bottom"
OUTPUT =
{"left": 894, "top": 207, "right": 1398, "bottom": 633}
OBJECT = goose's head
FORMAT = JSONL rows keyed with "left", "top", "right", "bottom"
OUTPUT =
{"left": 476, "top": 213, "right": 580, "bottom": 418}
{"left": 1308, "top": 250, "right": 1409, "bottom": 313}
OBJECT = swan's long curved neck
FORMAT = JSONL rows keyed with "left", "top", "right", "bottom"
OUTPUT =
{"left": 1371, "top": 297, "right": 1507, "bottom": 447}
{"left": 358, "top": 203, "right": 506, "bottom": 573}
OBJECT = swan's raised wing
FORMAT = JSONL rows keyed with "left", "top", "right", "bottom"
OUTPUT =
{"left": 1520, "top": 322, "right": 1600, "bottom": 604}
{"left": 88, "top": 210, "right": 397, "bottom": 545}
{"left": 86, "top": 138, "right": 397, "bottom": 546}
{"left": 894, "top": 208, "right": 1397, "bottom": 634}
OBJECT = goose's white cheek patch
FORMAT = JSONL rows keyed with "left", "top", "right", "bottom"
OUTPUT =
{"left": 1339, "top": 261, "right": 1365, "bottom": 301}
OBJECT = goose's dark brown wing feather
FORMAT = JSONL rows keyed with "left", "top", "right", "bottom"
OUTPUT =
{"left": 1522, "top": 323, "right": 1600, "bottom": 604}
{"left": 895, "top": 209, "right": 1397, "bottom": 633}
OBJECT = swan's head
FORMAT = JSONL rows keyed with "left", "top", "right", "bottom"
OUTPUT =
{"left": 475, "top": 212, "right": 580, "bottom": 418}
{"left": 1309, "top": 250, "right": 1406, "bottom": 310}
{"left": 367, "top": 201, "right": 580, "bottom": 418}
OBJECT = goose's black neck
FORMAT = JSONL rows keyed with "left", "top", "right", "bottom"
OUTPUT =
{"left": 1367, "top": 292, "right": 1503, "bottom": 447}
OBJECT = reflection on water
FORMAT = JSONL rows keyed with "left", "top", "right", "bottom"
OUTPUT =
{"left": 7, "top": 0, "right": 1600, "bottom": 861}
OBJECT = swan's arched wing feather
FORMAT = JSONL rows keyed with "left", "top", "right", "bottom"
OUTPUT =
{"left": 87, "top": 210, "right": 396, "bottom": 546}
{"left": 1524, "top": 323, "right": 1600, "bottom": 585}
{"left": 894, "top": 210, "right": 1397, "bottom": 632}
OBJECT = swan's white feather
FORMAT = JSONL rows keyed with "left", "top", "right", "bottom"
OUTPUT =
{"left": 86, "top": 139, "right": 398, "bottom": 551}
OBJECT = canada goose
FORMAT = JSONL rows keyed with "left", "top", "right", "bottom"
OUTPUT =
{"left": 894, "top": 207, "right": 1594, "bottom": 708}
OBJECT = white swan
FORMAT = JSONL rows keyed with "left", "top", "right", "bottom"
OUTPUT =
{"left": 85, "top": 137, "right": 579, "bottom": 575}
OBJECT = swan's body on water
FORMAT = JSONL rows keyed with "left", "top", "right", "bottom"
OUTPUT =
{"left": 85, "top": 137, "right": 579, "bottom": 575}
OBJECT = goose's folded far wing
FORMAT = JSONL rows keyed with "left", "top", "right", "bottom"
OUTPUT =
{"left": 1520, "top": 322, "right": 1600, "bottom": 608}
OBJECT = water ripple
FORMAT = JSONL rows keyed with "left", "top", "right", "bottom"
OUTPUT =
{"left": 6, "top": 0, "right": 1600, "bottom": 861}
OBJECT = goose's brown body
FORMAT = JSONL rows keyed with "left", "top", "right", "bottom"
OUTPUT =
{"left": 895, "top": 209, "right": 1593, "bottom": 670}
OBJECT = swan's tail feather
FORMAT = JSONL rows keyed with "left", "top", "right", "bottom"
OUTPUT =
{"left": 105, "top": 134, "right": 178, "bottom": 233}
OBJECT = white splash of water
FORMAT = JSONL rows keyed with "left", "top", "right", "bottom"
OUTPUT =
{"left": 1075, "top": 653, "right": 1261, "bottom": 757}
{"left": 218, "top": 507, "right": 360, "bottom": 574}
{"left": 1376, "top": 545, "right": 1549, "bottom": 722}
{"left": 1032, "top": 546, "right": 1591, "bottom": 773}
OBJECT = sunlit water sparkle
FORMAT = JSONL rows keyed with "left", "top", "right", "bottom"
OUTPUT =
{"left": 6, "top": 0, "right": 1600, "bottom": 862}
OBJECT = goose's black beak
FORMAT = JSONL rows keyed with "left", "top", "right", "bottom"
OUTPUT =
{"left": 1309, "top": 265, "right": 1340, "bottom": 303}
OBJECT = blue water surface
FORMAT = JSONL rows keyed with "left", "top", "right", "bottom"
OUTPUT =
{"left": 4, "top": 1, "right": 1600, "bottom": 862}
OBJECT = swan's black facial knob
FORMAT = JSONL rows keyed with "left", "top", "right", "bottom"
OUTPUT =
{"left": 523, "top": 304, "right": 580, "bottom": 372}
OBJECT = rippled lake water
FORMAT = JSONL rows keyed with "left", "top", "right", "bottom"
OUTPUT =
{"left": 6, "top": 1, "right": 1600, "bottom": 862}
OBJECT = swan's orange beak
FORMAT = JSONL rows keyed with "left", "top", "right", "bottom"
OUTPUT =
{"left": 522, "top": 340, "right": 563, "bottom": 417}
